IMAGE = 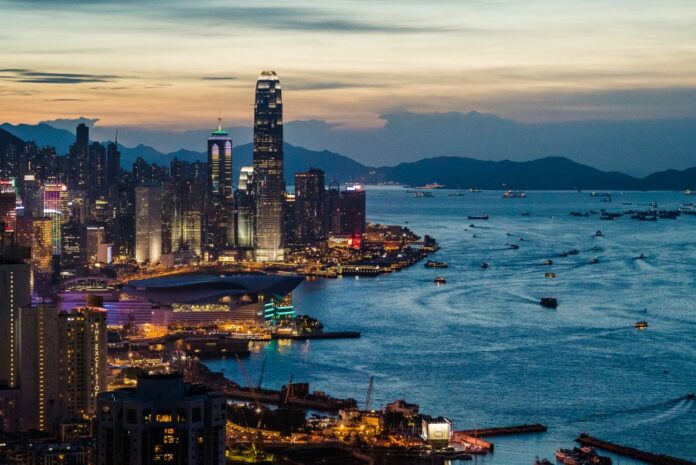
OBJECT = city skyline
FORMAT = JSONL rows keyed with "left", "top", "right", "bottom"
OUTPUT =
{"left": 1, "top": 0, "right": 696, "bottom": 131}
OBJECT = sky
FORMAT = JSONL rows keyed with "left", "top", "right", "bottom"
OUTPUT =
{"left": 2, "top": 0, "right": 696, "bottom": 131}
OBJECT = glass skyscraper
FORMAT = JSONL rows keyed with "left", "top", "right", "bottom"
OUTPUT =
{"left": 253, "top": 71, "right": 285, "bottom": 262}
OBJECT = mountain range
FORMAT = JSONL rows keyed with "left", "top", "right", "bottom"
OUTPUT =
{"left": 1, "top": 123, "right": 695, "bottom": 190}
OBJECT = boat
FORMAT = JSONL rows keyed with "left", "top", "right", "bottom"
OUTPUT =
{"left": 637, "top": 253, "right": 646, "bottom": 260}
{"left": 448, "top": 191, "right": 466, "bottom": 197}
{"left": 425, "top": 260, "right": 448, "bottom": 268}
{"left": 567, "top": 249, "right": 579, "bottom": 255}
{"left": 545, "top": 272, "right": 556, "bottom": 278}
{"left": 521, "top": 212, "right": 531, "bottom": 216}
{"left": 468, "top": 188, "right": 482, "bottom": 193}
{"left": 595, "top": 230, "right": 603, "bottom": 237}
{"left": 413, "top": 190, "right": 434, "bottom": 198}
{"left": 590, "top": 258, "right": 599, "bottom": 264}
{"left": 634, "top": 320, "right": 648, "bottom": 330}
{"left": 534, "top": 458, "right": 553, "bottom": 465}
{"left": 480, "top": 262, "right": 489, "bottom": 269}
{"left": 503, "top": 190, "right": 527, "bottom": 199}
{"left": 415, "top": 182, "right": 445, "bottom": 189}
{"left": 687, "top": 392, "right": 695, "bottom": 400}
{"left": 555, "top": 449, "right": 575, "bottom": 461}
{"left": 543, "top": 259, "right": 553, "bottom": 265}
{"left": 468, "top": 213, "right": 489, "bottom": 220}
{"left": 434, "top": 276, "right": 447, "bottom": 284}
{"left": 685, "top": 189, "right": 694, "bottom": 196}
{"left": 540, "top": 297, "right": 558, "bottom": 308}
{"left": 508, "top": 243, "right": 520, "bottom": 250}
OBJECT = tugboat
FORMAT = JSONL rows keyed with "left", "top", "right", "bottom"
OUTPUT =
{"left": 540, "top": 297, "right": 558, "bottom": 309}
{"left": 425, "top": 260, "right": 448, "bottom": 268}
{"left": 480, "top": 262, "right": 489, "bottom": 269}
{"left": 434, "top": 276, "right": 447, "bottom": 284}
{"left": 634, "top": 320, "right": 648, "bottom": 330}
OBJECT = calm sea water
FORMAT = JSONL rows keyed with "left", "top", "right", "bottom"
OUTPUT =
{"left": 207, "top": 188, "right": 696, "bottom": 464}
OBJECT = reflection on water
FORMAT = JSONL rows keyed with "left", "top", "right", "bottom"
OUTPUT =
{"left": 207, "top": 189, "right": 696, "bottom": 465}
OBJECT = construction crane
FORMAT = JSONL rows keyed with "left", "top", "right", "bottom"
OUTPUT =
{"left": 364, "top": 376, "right": 374, "bottom": 411}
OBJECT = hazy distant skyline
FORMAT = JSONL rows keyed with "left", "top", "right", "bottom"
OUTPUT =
{"left": 2, "top": 0, "right": 696, "bottom": 130}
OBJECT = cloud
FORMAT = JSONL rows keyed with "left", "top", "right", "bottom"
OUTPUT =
{"left": 39, "top": 117, "right": 100, "bottom": 131}
{"left": 290, "top": 80, "right": 382, "bottom": 91}
{"left": 0, "top": 69, "right": 121, "bottom": 84}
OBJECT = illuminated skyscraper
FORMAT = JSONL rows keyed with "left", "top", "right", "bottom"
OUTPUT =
{"left": 294, "top": 169, "right": 326, "bottom": 244}
{"left": 206, "top": 119, "right": 234, "bottom": 249}
{"left": 58, "top": 306, "right": 107, "bottom": 418}
{"left": 85, "top": 224, "right": 105, "bottom": 265}
{"left": 43, "top": 183, "right": 67, "bottom": 255}
{"left": 253, "top": 71, "right": 285, "bottom": 262}
{"left": 0, "top": 180, "right": 16, "bottom": 233}
{"left": 135, "top": 185, "right": 162, "bottom": 264}
{"left": 16, "top": 217, "right": 53, "bottom": 278}
{"left": 236, "top": 166, "right": 255, "bottom": 249}
{"left": 69, "top": 123, "right": 90, "bottom": 193}
{"left": 340, "top": 184, "right": 366, "bottom": 249}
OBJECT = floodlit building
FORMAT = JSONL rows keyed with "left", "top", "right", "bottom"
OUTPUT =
{"left": 0, "top": 248, "right": 31, "bottom": 388}
{"left": 206, "top": 119, "right": 234, "bottom": 249}
{"left": 135, "top": 185, "right": 162, "bottom": 264}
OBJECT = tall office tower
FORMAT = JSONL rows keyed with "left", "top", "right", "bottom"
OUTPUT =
{"left": 43, "top": 183, "right": 67, "bottom": 255}
{"left": 69, "top": 123, "right": 90, "bottom": 192}
{"left": 89, "top": 141, "right": 107, "bottom": 200}
{"left": 0, "top": 249, "right": 31, "bottom": 388}
{"left": 16, "top": 217, "right": 53, "bottom": 284}
{"left": 253, "top": 71, "right": 285, "bottom": 262}
{"left": 206, "top": 119, "right": 234, "bottom": 250}
{"left": 236, "top": 167, "right": 255, "bottom": 249}
{"left": 20, "top": 174, "right": 42, "bottom": 218}
{"left": 61, "top": 220, "right": 83, "bottom": 273}
{"left": 135, "top": 185, "right": 162, "bottom": 264}
{"left": 106, "top": 138, "right": 121, "bottom": 190}
{"left": 161, "top": 183, "right": 175, "bottom": 254}
{"left": 19, "top": 304, "right": 59, "bottom": 432}
{"left": 96, "top": 373, "right": 227, "bottom": 465}
{"left": 326, "top": 180, "right": 342, "bottom": 236}
{"left": 85, "top": 224, "right": 105, "bottom": 266}
{"left": 58, "top": 306, "right": 107, "bottom": 418}
{"left": 0, "top": 183, "right": 16, "bottom": 233}
{"left": 182, "top": 211, "right": 202, "bottom": 256}
{"left": 294, "top": 169, "right": 326, "bottom": 245}
{"left": 340, "top": 184, "right": 367, "bottom": 249}
{"left": 284, "top": 193, "right": 296, "bottom": 245}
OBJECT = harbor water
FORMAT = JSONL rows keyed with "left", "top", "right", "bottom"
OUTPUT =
{"left": 206, "top": 188, "right": 696, "bottom": 464}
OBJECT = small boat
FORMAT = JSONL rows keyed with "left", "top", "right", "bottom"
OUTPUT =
{"left": 590, "top": 258, "right": 599, "bottom": 264}
{"left": 687, "top": 392, "right": 695, "bottom": 400}
{"left": 545, "top": 272, "right": 556, "bottom": 278}
{"left": 468, "top": 213, "right": 489, "bottom": 220}
{"left": 637, "top": 253, "right": 646, "bottom": 260}
{"left": 507, "top": 243, "right": 519, "bottom": 250}
{"left": 567, "top": 249, "right": 579, "bottom": 255}
{"left": 425, "top": 260, "right": 448, "bottom": 268}
{"left": 595, "top": 230, "right": 603, "bottom": 237}
{"left": 543, "top": 259, "right": 553, "bottom": 265}
{"left": 684, "top": 189, "right": 694, "bottom": 196}
{"left": 521, "top": 212, "right": 531, "bottom": 216}
{"left": 540, "top": 297, "right": 558, "bottom": 308}
{"left": 634, "top": 320, "right": 648, "bottom": 330}
{"left": 480, "top": 262, "right": 489, "bottom": 269}
{"left": 434, "top": 276, "right": 447, "bottom": 284}
{"left": 503, "top": 190, "right": 527, "bottom": 199}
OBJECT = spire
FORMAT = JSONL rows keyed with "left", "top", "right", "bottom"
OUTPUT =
{"left": 211, "top": 112, "right": 229, "bottom": 136}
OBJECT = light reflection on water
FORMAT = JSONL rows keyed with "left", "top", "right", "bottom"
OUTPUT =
{"left": 207, "top": 189, "right": 696, "bottom": 465}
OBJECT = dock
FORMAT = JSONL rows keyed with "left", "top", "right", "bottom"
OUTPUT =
{"left": 576, "top": 433, "right": 696, "bottom": 465}
{"left": 456, "top": 423, "right": 547, "bottom": 437}
{"left": 272, "top": 331, "right": 361, "bottom": 340}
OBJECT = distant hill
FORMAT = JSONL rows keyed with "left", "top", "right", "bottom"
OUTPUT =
{"left": 376, "top": 156, "right": 644, "bottom": 190}
{"left": 0, "top": 127, "right": 25, "bottom": 154}
{"left": 3, "top": 121, "right": 696, "bottom": 189}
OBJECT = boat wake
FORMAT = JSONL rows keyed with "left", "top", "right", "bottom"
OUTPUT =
{"left": 572, "top": 395, "right": 691, "bottom": 423}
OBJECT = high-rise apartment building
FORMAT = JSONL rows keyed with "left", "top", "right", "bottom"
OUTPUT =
{"left": 96, "top": 373, "right": 226, "bottom": 465}
{"left": 16, "top": 216, "right": 53, "bottom": 276}
{"left": 0, "top": 249, "right": 31, "bottom": 388}
{"left": 135, "top": 185, "right": 162, "bottom": 264}
{"left": 58, "top": 306, "right": 107, "bottom": 418}
{"left": 253, "top": 71, "right": 285, "bottom": 262}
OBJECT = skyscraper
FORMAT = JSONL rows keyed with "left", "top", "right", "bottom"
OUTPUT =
{"left": 253, "top": 71, "right": 285, "bottom": 262}
{"left": 340, "top": 184, "right": 366, "bottom": 249}
{"left": 0, "top": 181, "right": 16, "bottom": 233}
{"left": 96, "top": 373, "right": 227, "bottom": 465}
{"left": 236, "top": 166, "right": 255, "bottom": 249}
{"left": 0, "top": 249, "right": 31, "bottom": 388}
{"left": 294, "top": 169, "right": 326, "bottom": 244}
{"left": 15, "top": 216, "right": 53, "bottom": 286}
{"left": 43, "top": 182, "right": 67, "bottom": 255}
{"left": 69, "top": 123, "right": 89, "bottom": 193}
{"left": 135, "top": 185, "right": 162, "bottom": 264}
{"left": 206, "top": 119, "right": 234, "bottom": 250}
{"left": 106, "top": 136, "right": 121, "bottom": 191}
{"left": 58, "top": 306, "right": 107, "bottom": 418}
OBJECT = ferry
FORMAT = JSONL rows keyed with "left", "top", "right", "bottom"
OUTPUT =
{"left": 416, "top": 182, "right": 445, "bottom": 189}
{"left": 425, "top": 260, "right": 448, "bottom": 268}
{"left": 503, "top": 190, "right": 527, "bottom": 199}
{"left": 634, "top": 320, "right": 648, "bottom": 330}
{"left": 434, "top": 276, "right": 447, "bottom": 284}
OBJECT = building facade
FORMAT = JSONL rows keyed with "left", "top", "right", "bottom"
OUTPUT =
{"left": 206, "top": 120, "right": 234, "bottom": 250}
{"left": 294, "top": 169, "right": 326, "bottom": 244}
{"left": 135, "top": 185, "right": 162, "bottom": 264}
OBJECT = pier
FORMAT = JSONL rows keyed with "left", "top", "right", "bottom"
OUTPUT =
{"left": 456, "top": 423, "right": 548, "bottom": 437}
{"left": 576, "top": 434, "right": 696, "bottom": 465}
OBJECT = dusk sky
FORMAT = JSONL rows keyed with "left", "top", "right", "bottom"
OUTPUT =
{"left": 2, "top": 0, "right": 696, "bottom": 130}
